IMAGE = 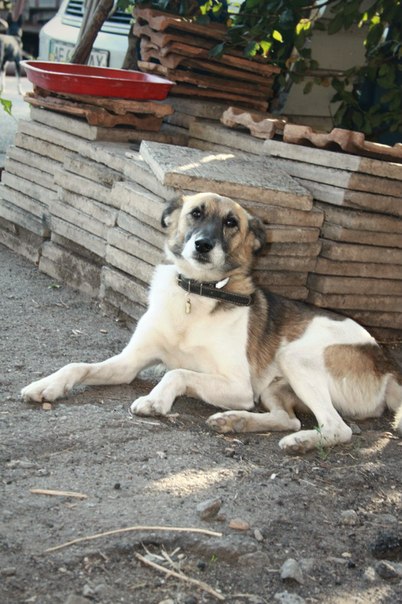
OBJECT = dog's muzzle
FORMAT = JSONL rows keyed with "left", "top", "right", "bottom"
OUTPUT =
{"left": 194, "top": 237, "right": 214, "bottom": 255}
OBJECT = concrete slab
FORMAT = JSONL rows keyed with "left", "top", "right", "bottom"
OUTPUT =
{"left": 317, "top": 202, "right": 402, "bottom": 232}
{"left": 190, "top": 120, "right": 265, "bottom": 155}
{"left": 255, "top": 254, "right": 316, "bottom": 272}
{"left": 30, "top": 107, "right": 98, "bottom": 140}
{"left": 116, "top": 213, "right": 165, "bottom": 249}
{"left": 105, "top": 246, "right": 155, "bottom": 284}
{"left": 54, "top": 169, "right": 114, "bottom": 207}
{"left": 4, "top": 158, "right": 56, "bottom": 191}
{"left": 107, "top": 225, "right": 163, "bottom": 263}
{"left": 52, "top": 200, "right": 109, "bottom": 240}
{"left": 346, "top": 310, "right": 402, "bottom": 329}
{"left": 263, "top": 138, "right": 402, "bottom": 180}
{"left": 50, "top": 216, "right": 106, "bottom": 258}
{"left": 308, "top": 274, "right": 402, "bottom": 295}
{"left": 241, "top": 200, "right": 324, "bottom": 228}
{"left": 6, "top": 146, "right": 61, "bottom": 177}
{"left": 1, "top": 184, "right": 48, "bottom": 219}
{"left": 57, "top": 188, "right": 118, "bottom": 227}
{"left": 100, "top": 285, "right": 146, "bottom": 324}
{"left": 140, "top": 141, "right": 313, "bottom": 210}
{"left": 63, "top": 154, "right": 124, "bottom": 187}
{"left": 315, "top": 257, "right": 402, "bottom": 280}
{"left": 123, "top": 153, "right": 177, "bottom": 202}
{"left": 320, "top": 240, "right": 402, "bottom": 264}
{"left": 18, "top": 119, "right": 84, "bottom": 153}
{"left": 0, "top": 199, "right": 49, "bottom": 237}
{"left": 101, "top": 266, "right": 149, "bottom": 307}
{"left": 266, "top": 225, "right": 320, "bottom": 244}
{"left": 14, "top": 132, "right": 71, "bottom": 164}
{"left": 39, "top": 241, "right": 101, "bottom": 297}
{"left": 322, "top": 223, "right": 402, "bottom": 248}
{"left": 261, "top": 241, "right": 322, "bottom": 258}
{"left": 308, "top": 290, "right": 402, "bottom": 312}
{"left": 271, "top": 157, "right": 402, "bottom": 198}
{"left": 0, "top": 216, "right": 42, "bottom": 264}
{"left": 113, "top": 181, "right": 167, "bottom": 227}
{"left": 300, "top": 179, "right": 402, "bottom": 218}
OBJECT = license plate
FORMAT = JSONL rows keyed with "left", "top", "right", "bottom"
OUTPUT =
{"left": 49, "top": 41, "right": 109, "bottom": 67}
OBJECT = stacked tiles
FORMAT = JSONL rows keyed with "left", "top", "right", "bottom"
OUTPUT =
{"left": 138, "top": 141, "right": 321, "bottom": 301}
{"left": 134, "top": 6, "right": 278, "bottom": 112}
{"left": 263, "top": 139, "right": 402, "bottom": 337}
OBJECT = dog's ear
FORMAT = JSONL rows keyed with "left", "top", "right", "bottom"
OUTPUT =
{"left": 248, "top": 215, "right": 266, "bottom": 255}
{"left": 161, "top": 197, "right": 182, "bottom": 228}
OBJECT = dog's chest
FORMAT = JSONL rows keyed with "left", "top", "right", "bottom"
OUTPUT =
{"left": 148, "top": 265, "right": 249, "bottom": 372}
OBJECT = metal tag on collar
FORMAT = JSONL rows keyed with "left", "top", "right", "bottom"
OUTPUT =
{"left": 215, "top": 277, "right": 229, "bottom": 289}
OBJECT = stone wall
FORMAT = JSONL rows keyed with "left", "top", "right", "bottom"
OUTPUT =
{"left": 1, "top": 108, "right": 401, "bottom": 340}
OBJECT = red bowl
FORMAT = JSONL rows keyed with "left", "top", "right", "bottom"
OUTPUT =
{"left": 21, "top": 60, "right": 174, "bottom": 100}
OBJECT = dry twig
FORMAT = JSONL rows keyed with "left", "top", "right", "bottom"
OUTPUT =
{"left": 30, "top": 488, "right": 88, "bottom": 499}
{"left": 135, "top": 552, "right": 225, "bottom": 601}
{"left": 44, "top": 525, "right": 222, "bottom": 554}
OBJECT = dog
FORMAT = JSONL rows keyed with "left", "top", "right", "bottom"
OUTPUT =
{"left": 21, "top": 192, "right": 402, "bottom": 454}
{"left": 0, "top": 14, "right": 23, "bottom": 95}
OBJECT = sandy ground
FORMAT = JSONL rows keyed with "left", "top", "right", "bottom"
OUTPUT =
{"left": 1, "top": 242, "right": 402, "bottom": 604}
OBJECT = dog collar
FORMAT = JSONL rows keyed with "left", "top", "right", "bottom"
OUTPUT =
{"left": 177, "top": 274, "right": 254, "bottom": 313}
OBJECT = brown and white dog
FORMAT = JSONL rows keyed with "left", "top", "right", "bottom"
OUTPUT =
{"left": 21, "top": 192, "right": 402, "bottom": 453}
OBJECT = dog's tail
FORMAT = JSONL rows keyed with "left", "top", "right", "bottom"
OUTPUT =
{"left": 385, "top": 373, "right": 402, "bottom": 435}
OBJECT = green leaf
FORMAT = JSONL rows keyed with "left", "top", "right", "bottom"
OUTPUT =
{"left": 272, "top": 29, "right": 283, "bottom": 43}
{"left": 0, "top": 97, "right": 12, "bottom": 116}
{"left": 303, "top": 80, "right": 313, "bottom": 94}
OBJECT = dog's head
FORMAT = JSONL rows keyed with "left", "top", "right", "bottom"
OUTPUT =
{"left": 161, "top": 192, "right": 266, "bottom": 281}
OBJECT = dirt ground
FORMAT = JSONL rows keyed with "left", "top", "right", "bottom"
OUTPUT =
{"left": 1, "top": 243, "right": 402, "bottom": 604}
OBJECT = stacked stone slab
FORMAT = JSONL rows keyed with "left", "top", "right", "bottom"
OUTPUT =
{"left": 188, "top": 119, "right": 402, "bottom": 338}
{"left": 261, "top": 139, "right": 402, "bottom": 335}
{"left": 138, "top": 141, "right": 320, "bottom": 300}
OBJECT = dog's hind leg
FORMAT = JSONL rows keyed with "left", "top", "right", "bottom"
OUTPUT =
{"left": 21, "top": 315, "right": 163, "bottom": 403}
{"left": 207, "top": 379, "right": 301, "bottom": 434}
{"left": 276, "top": 349, "right": 352, "bottom": 454}
{"left": 385, "top": 375, "right": 402, "bottom": 435}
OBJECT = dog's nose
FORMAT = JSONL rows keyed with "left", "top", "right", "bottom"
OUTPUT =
{"left": 195, "top": 238, "right": 213, "bottom": 254}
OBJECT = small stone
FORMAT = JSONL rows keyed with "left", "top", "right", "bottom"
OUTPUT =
{"left": 82, "top": 584, "right": 94, "bottom": 597}
{"left": 113, "top": 483, "right": 121, "bottom": 490}
{"left": 1, "top": 567, "right": 16, "bottom": 576}
{"left": 254, "top": 528, "right": 264, "bottom": 542}
{"left": 158, "top": 599, "right": 174, "bottom": 604}
{"left": 363, "top": 567, "right": 377, "bottom": 582}
{"left": 340, "top": 510, "right": 359, "bottom": 526}
{"left": 196, "top": 498, "right": 222, "bottom": 520}
{"left": 349, "top": 422, "right": 362, "bottom": 435}
{"left": 228, "top": 518, "right": 250, "bottom": 531}
{"left": 375, "top": 560, "right": 402, "bottom": 580}
{"left": 274, "top": 591, "right": 306, "bottom": 604}
{"left": 196, "top": 560, "right": 206, "bottom": 571}
{"left": 184, "top": 596, "right": 198, "bottom": 604}
{"left": 42, "top": 402, "right": 52, "bottom": 411}
{"left": 64, "top": 595, "right": 90, "bottom": 604}
{"left": 280, "top": 558, "right": 304, "bottom": 584}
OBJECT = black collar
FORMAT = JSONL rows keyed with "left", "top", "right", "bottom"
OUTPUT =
{"left": 177, "top": 274, "right": 254, "bottom": 307}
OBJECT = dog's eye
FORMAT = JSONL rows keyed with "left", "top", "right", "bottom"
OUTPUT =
{"left": 191, "top": 207, "right": 202, "bottom": 219}
{"left": 224, "top": 216, "right": 238, "bottom": 229}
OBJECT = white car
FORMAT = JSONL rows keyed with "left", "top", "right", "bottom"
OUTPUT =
{"left": 38, "top": 0, "right": 132, "bottom": 68}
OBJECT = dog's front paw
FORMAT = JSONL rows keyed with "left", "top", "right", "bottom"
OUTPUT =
{"left": 130, "top": 395, "right": 171, "bottom": 417}
{"left": 21, "top": 376, "right": 66, "bottom": 403}
{"left": 207, "top": 411, "right": 248, "bottom": 434}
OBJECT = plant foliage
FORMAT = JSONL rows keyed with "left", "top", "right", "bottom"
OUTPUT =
{"left": 132, "top": 0, "right": 402, "bottom": 141}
